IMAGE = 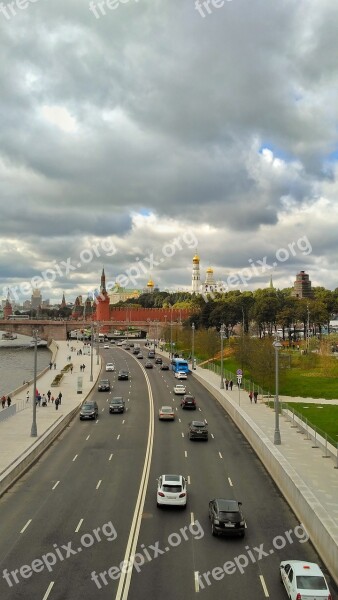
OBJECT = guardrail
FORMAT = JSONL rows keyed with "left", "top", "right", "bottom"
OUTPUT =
{"left": 202, "top": 360, "right": 268, "bottom": 398}
{"left": 0, "top": 399, "right": 30, "bottom": 424}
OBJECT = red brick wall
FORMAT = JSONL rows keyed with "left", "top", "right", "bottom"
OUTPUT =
{"left": 109, "top": 307, "right": 191, "bottom": 322}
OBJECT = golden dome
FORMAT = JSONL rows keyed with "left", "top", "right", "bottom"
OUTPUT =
{"left": 193, "top": 254, "right": 200, "bottom": 263}
{"left": 147, "top": 279, "right": 154, "bottom": 287}
{"left": 206, "top": 267, "right": 213, "bottom": 273}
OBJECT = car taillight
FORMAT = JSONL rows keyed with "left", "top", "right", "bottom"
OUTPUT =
{"left": 179, "top": 492, "right": 186, "bottom": 498}
{"left": 328, "top": 595, "right": 332, "bottom": 600}
{"left": 158, "top": 492, "right": 165, "bottom": 497}
{"left": 296, "top": 594, "right": 302, "bottom": 600}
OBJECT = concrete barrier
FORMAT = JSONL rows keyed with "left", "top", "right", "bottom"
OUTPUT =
{"left": 193, "top": 370, "right": 338, "bottom": 587}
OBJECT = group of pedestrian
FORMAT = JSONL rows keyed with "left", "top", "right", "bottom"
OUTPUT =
{"left": 248, "top": 391, "right": 258, "bottom": 403}
{"left": 49, "top": 362, "right": 57, "bottom": 370}
{"left": 79, "top": 364, "right": 86, "bottom": 372}
{"left": 32, "top": 388, "right": 62, "bottom": 407}
{"left": 1, "top": 395, "right": 11, "bottom": 409}
{"left": 224, "top": 379, "right": 234, "bottom": 391}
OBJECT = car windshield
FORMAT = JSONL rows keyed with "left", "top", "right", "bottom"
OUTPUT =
{"left": 162, "top": 485, "right": 182, "bottom": 493}
{"left": 192, "top": 423, "right": 205, "bottom": 428}
{"left": 83, "top": 405, "right": 94, "bottom": 410}
{"left": 162, "top": 408, "right": 172, "bottom": 413}
{"left": 111, "top": 399, "right": 123, "bottom": 404}
{"left": 296, "top": 576, "right": 327, "bottom": 590}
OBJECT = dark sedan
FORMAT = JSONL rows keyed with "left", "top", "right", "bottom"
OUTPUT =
{"left": 98, "top": 379, "right": 111, "bottom": 392}
{"left": 160, "top": 364, "right": 169, "bottom": 370}
{"left": 109, "top": 397, "right": 125, "bottom": 413}
{"left": 117, "top": 370, "right": 129, "bottom": 380}
{"left": 209, "top": 499, "right": 246, "bottom": 537}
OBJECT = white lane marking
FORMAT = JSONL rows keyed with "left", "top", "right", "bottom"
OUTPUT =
{"left": 194, "top": 572, "right": 200, "bottom": 593}
{"left": 211, "top": 433, "right": 214, "bottom": 439}
{"left": 109, "top": 453, "right": 113, "bottom": 461}
{"left": 101, "top": 408, "right": 104, "bottom": 412}
{"left": 106, "top": 399, "right": 109, "bottom": 402}
{"left": 86, "top": 435, "right": 90, "bottom": 440}
{"left": 72, "top": 454, "right": 78, "bottom": 462}
{"left": 42, "top": 582, "right": 54, "bottom": 600}
{"left": 187, "top": 475, "right": 191, "bottom": 485}
{"left": 259, "top": 575, "right": 269, "bottom": 597}
{"left": 204, "top": 419, "right": 208, "bottom": 424}
{"left": 117, "top": 434, "right": 120, "bottom": 440}
{"left": 20, "top": 519, "right": 32, "bottom": 534}
{"left": 178, "top": 418, "right": 181, "bottom": 423}
{"left": 122, "top": 420, "right": 125, "bottom": 424}
{"left": 96, "top": 419, "right": 99, "bottom": 424}
{"left": 52, "top": 481, "right": 60, "bottom": 490}
{"left": 96, "top": 480, "right": 102, "bottom": 490}
{"left": 181, "top": 432, "right": 184, "bottom": 438}
{"left": 75, "top": 518, "right": 83, "bottom": 533}
{"left": 190, "top": 512, "right": 195, "bottom": 525}
{"left": 198, "top": 407, "right": 201, "bottom": 411}
{"left": 219, "top": 451, "right": 223, "bottom": 459}
{"left": 228, "top": 477, "right": 233, "bottom": 487}
{"left": 184, "top": 451, "right": 188, "bottom": 458}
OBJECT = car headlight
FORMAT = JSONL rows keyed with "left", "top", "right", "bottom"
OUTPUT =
{"left": 214, "top": 519, "right": 219, "bottom": 525}
{"left": 240, "top": 521, "right": 245, "bottom": 526}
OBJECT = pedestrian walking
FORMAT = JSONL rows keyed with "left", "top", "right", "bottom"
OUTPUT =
{"left": 2, "top": 395, "right": 6, "bottom": 409}
{"left": 82, "top": 364, "right": 86, "bottom": 371}
{"left": 55, "top": 397, "right": 60, "bottom": 410}
{"left": 7, "top": 395, "right": 11, "bottom": 407}
{"left": 37, "top": 394, "right": 41, "bottom": 406}
{"left": 26, "top": 391, "right": 30, "bottom": 403}
{"left": 58, "top": 392, "right": 62, "bottom": 405}
{"left": 229, "top": 379, "right": 233, "bottom": 391}
{"left": 54, "top": 362, "right": 56, "bottom": 369}
{"left": 42, "top": 394, "right": 47, "bottom": 407}
{"left": 80, "top": 364, "right": 82, "bottom": 372}
{"left": 49, "top": 361, "right": 53, "bottom": 370}
{"left": 253, "top": 391, "right": 258, "bottom": 404}
{"left": 47, "top": 390, "right": 51, "bottom": 402}
{"left": 70, "top": 365, "right": 73, "bottom": 374}
{"left": 249, "top": 392, "right": 253, "bottom": 403}
{"left": 225, "top": 379, "right": 229, "bottom": 390}
{"left": 51, "top": 396, "right": 54, "bottom": 403}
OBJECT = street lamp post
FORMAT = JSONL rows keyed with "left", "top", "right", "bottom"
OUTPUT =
{"left": 95, "top": 322, "right": 99, "bottom": 365}
{"left": 273, "top": 338, "right": 283, "bottom": 445}
{"left": 30, "top": 329, "right": 38, "bottom": 437}
{"left": 220, "top": 323, "right": 225, "bottom": 389}
{"left": 191, "top": 322, "right": 195, "bottom": 372}
{"left": 90, "top": 323, "right": 94, "bottom": 382}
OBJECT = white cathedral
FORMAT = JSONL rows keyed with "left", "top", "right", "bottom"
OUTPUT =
{"left": 191, "top": 254, "right": 226, "bottom": 294}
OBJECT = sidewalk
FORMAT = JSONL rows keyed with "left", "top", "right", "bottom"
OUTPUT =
{"left": 0, "top": 340, "right": 101, "bottom": 475}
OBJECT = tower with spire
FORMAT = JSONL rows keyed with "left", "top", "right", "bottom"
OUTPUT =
{"left": 191, "top": 254, "right": 200, "bottom": 293}
{"left": 95, "top": 268, "right": 110, "bottom": 321}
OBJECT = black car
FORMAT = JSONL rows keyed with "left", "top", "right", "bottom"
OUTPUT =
{"left": 109, "top": 397, "right": 125, "bottom": 413}
{"left": 209, "top": 499, "right": 246, "bottom": 537}
{"left": 129, "top": 343, "right": 134, "bottom": 347}
{"left": 155, "top": 357, "right": 163, "bottom": 364}
{"left": 117, "top": 370, "right": 129, "bottom": 380}
{"left": 133, "top": 349, "right": 140, "bottom": 355}
{"left": 181, "top": 394, "right": 196, "bottom": 409}
{"left": 145, "top": 361, "right": 153, "bottom": 369}
{"left": 80, "top": 400, "right": 98, "bottom": 420}
{"left": 98, "top": 379, "right": 111, "bottom": 392}
{"left": 160, "top": 364, "right": 169, "bottom": 370}
{"left": 189, "top": 421, "right": 208, "bottom": 440}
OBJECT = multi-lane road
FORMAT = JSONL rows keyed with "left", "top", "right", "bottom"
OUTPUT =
{"left": 0, "top": 343, "right": 336, "bottom": 600}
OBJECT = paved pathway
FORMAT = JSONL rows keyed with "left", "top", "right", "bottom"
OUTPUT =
{"left": 0, "top": 340, "right": 101, "bottom": 475}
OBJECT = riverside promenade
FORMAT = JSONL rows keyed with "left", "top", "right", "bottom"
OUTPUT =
{"left": 0, "top": 340, "right": 101, "bottom": 479}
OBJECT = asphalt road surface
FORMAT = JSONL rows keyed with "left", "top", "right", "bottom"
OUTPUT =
{"left": 0, "top": 343, "right": 336, "bottom": 600}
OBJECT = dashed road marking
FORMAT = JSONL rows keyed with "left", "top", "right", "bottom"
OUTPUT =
{"left": 72, "top": 454, "right": 78, "bottom": 462}
{"left": 20, "top": 519, "right": 32, "bottom": 534}
{"left": 219, "top": 451, "right": 223, "bottom": 459}
{"left": 52, "top": 481, "right": 60, "bottom": 490}
{"left": 75, "top": 518, "right": 83, "bottom": 533}
{"left": 259, "top": 575, "right": 269, "bottom": 597}
{"left": 228, "top": 477, "right": 233, "bottom": 486}
{"left": 42, "top": 582, "right": 54, "bottom": 600}
{"left": 96, "top": 480, "right": 102, "bottom": 490}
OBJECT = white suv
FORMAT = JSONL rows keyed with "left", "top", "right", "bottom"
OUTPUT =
{"left": 157, "top": 474, "right": 187, "bottom": 508}
{"left": 175, "top": 371, "right": 187, "bottom": 380}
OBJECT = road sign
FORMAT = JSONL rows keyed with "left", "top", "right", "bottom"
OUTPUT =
{"left": 236, "top": 369, "right": 243, "bottom": 375}
{"left": 237, "top": 375, "right": 242, "bottom": 384}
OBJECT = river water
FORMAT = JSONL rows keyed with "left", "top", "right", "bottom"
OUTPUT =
{"left": 0, "top": 332, "right": 51, "bottom": 396}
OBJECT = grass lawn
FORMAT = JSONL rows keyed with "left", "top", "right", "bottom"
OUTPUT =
{"left": 282, "top": 403, "right": 338, "bottom": 442}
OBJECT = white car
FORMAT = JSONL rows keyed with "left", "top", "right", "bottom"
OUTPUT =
{"left": 174, "top": 384, "right": 186, "bottom": 395}
{"left": 157, "top": 474, "right": 187, "bottom": 507}
{"left": 159, "top": 406, "right": 175, "bottom": 420}
{"left": 280, "top": 560, "right": 331, "bottom": 600}
{"left": 103, "top": 344, "right": 110, "bottom": 349}
{"left": 106, "top": 363, "right": 115, "bottom": 372}
{"left": 174, "top": 371, "right": 187, "bottom": 380}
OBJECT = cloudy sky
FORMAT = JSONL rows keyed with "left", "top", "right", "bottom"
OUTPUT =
{"left": 1, "top": 0, "right": 338, "bottom": 304}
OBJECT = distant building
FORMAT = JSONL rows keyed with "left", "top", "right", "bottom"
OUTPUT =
{"left": 292, "top": 270, "right": 313, "bottom": 299}
{"left": 31, "top": 287, "right": 42, "bottom": 310}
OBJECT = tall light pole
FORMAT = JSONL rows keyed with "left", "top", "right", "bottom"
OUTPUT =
{"left": 191, "top": 322, "right": 195, "bottom": 371}
{"left": 306, "top": 303, "right": 310, "bottom": 353}
{"left": 220, "top": 323, "right": 225, "bottom": 389}
{"left": 273, "top": 338, "right": 283, "bottom": 445}
{"left": 90, "top": 322, "right": 94, "bottom": 382}
{"left": 95, "top": 322, "right": 99, "bottom": 365}
{"left": 30, "top": 329, "right": 38, "bottom": 437}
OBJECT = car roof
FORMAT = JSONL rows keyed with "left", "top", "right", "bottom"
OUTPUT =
{"left": 160, "top": 406, "right": 173, "bottom": 411}
{"left": 162, "top": 474, "right": 183, "bottom": 482}
{"left": 191, "top": 421, "right": 206, "bottom": 426}
{"left": 214, "top": 499, "right": 240, "bottom": 511}
{"left": 281, "top": 561, "right": 325, "bottom": 577}
{"left": 111, "top": 396, "right": 124, "bottom": 401}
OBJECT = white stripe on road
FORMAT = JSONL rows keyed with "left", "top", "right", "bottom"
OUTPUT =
{"left": 122, "top": 420, "right": 125, "bottom": 424}
{"left": 42, "top": 582, "right": 54, "bottom": 600}
{"left": 259, "top": 575, "right": 269, "bottom": 597}
{"left": 20, "top": 519, "right": 32, "bottom": 534}
{"left": 96, "top": 480, "right": 102, "bottom": 490}
{"left": 75, "top": 518, "right": 83, "bottom": 533}
{"left": 86, "top": 435, "right": 90, "bottom": 440}
{"left": 117, "top": 434, "right": 120, "bottom": 440}
{"left": 211, "top": 433, "right": 214, "bottom": 439}
{"left": 194, "top": 572, "right": 200, "bottom": 593}
{"left": 109, "top": 453, "right": 113, "bottom": 461}
{"left": 219, "top": 452, "right": 223, "bottom": 459}
{"left": 187, "top": 475, "right": 191, "bottom": 485}
{"left": 52, "top": 481, "right": 60, "bottom": 490}
{"left": 228, "top": 477, "right": 233, "bottom": 486}
{"left": 184, "top": 450, "right": 188, "bottom": 458}
{"left": 72, "top": 454, "right": 78, "bottom": 462}
{"left": 190, "top": 512, "right": 195, "bottom": 525}
{"left": 181, "top": 432, "right": 184, "bottom": 438}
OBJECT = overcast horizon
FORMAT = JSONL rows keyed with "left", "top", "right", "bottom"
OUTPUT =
{"left": 1, "top": 0, "right": 338, "bottom": 303}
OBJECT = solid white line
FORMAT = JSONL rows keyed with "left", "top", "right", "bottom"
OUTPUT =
{"left": 96, "top": 480, "right": 102, "bottom": 490}
{"left": 259, "top": 575, "right": 269, "bottom": 597}
{"left": 190, "top": 512, "right": 195, "bottom": 525}
{"left": 42, "top": 582, "right": 54, "bottom": 600}
{"left": 187, "top": 475, "right": 191, "bottom": 485}
{"left": 52, "top": 481, "right": 60, "bottom": 490}
{"left": 184, "top": 450, "right": 188, "bottom": 458}
{"left": 117, "top": 434, "right": 120, "bottom": 440}
{"left": 194, "top": 572, "right": 200, "bottom": 593}
{"left": 86, "top": 435, "right": 90, "bottom": 440}
{"left": 75, "top": 518, "right": 83, "bottom": 533}
{"left": 72, "top": 454, "right": 78, "bottom": 462}
{"left": 109, "top": 453, "right": 113, "bottom": 461}
{"left": 219, "top": 451, "right": 223, "bottom": 459}
{"left": 20, "top": 519, "right": 32, "bottom": 534}
{"left": 228, "top": 477, "right": 233, "bottom": 486}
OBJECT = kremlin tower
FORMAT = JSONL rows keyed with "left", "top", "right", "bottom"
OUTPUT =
{"left": 191, "top": 254, "right": 200, "bottom": 293}
{"left": 95, "top": 268, "right": 110, "bottom": 321}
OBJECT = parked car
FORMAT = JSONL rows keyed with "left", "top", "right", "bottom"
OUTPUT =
{"left": 105, "top": 363, "right": 115, "bottom": 372}
{"left": 160, "top": 363, "right": 169, "bottom": 371}
{"left": 145, "top": 361, "right": 153, "bottom": 369}
{"left": 280, "top": 560, "right": 332, "bottom": 600}
{"left": 155, "top": 357, "right": 163, "bottom": 364}
{"left": 80, "top": 400, "right": 98, "bottom": 420}
{"left": 117, "top": 370, "right": 129, "bottom": 380}
{"left": 181, "top": 394, "right": 196, "bottom": 409}
{"left": 209, "top": 499, "right": 246, "bottom": 537}
{"left": 159, "top": 406, "right": 175, "bottom": 420}
{"left": 109, "top": 397, "right": 125, "bottom": 414}
{"left": 175, "top": 371, "right": 188, "bottom": 380}
{"left": 174, "top": 384, "right": 186, "bottom": 395}
{"left": 189, "top": 420, "right": 208, "bottom": 440}
{"left": 157, "top": 474, "right": 187, "bottom": 508}
{"left": 98, "top": 379, "right": 111, "bottom": 391}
